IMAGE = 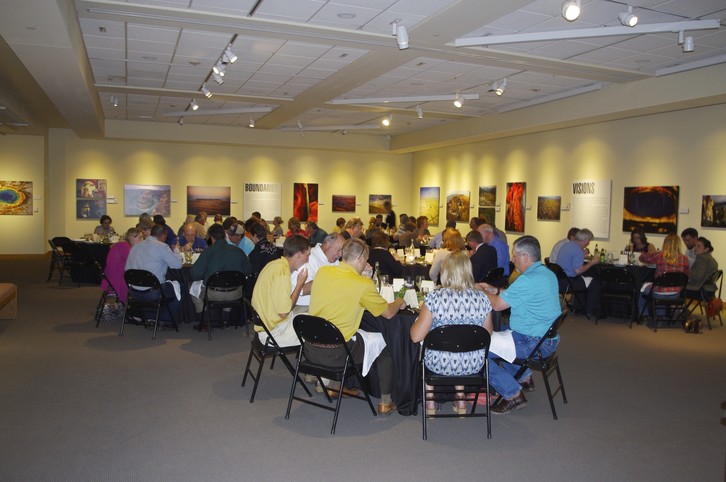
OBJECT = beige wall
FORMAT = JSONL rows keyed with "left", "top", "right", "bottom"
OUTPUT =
{"left": 0, "top": 134, "right": 46, "bottom": 254}
{"left": 411, "top": 103, "right": 726, "bottom": 270}
{"left": 40, "top": 129, "right": 411, "bottom": 248}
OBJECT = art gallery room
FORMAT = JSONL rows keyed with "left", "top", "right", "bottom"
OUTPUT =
{"left": 1, "top": 1, "right": 725, "bottom": 481}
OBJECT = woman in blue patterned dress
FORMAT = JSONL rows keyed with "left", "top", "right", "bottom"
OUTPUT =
{"left": 410, "top": 251, "right": 493, "bottom": 414}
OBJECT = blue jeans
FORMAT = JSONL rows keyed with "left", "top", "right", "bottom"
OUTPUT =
{"left": 488, "top": 331, "right": 560, "bottom": 400}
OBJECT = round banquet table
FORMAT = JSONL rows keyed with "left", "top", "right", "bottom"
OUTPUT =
{"left": 360, "top": 309, "right": 420, "bottom": 416}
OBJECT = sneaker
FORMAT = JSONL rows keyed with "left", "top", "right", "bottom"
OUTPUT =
{"left": 519, "top": 376, "right": 535, "bottom": 393}
{"left": 491, "top": 391, "right": 528, "bottom": 414}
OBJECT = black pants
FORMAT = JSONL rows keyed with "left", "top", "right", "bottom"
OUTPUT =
{"left": 304, "top": 337, "right": 393, "bottom": 395}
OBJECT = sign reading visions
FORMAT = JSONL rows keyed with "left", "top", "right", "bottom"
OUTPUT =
{"left": 570, "top": 180, "right": 612, "bottom": 239}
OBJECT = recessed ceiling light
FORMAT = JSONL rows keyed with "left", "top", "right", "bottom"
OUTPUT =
{"left": 337, "top": 12, "right": 356, "bottom": 19}
{"left": 189, "top": 60, "right": 201, "bottom": 66}
{"left": 142, "top": 56, "right": 157, "bottom": 61}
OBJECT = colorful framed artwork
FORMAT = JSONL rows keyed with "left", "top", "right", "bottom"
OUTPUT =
{"left": 623, "top": 186, "right": 678, "bottom": 234}
{"left": 419, "top": 187, "right": 440, "bottom": 226}
{"left": 478, "top": 207, "right": 495, "bottom": 225}
{"left": 537, "top": 196, "right": 561, "bottom": 221}
{"left": 505, "top": 182, "right": 526, "bottom": 232}
{"left": 293, "top": 183, "right": 318, "bottom": 222}
{"left": 76, "top": 199, "right": 106, "bottom": 219}
{"left": 124, "top": 184, "right": 171, "bottom": 216}
{"left": 76, "top": 178, "right": 106, "bottom": 219}
{"left": 369, "top": 194, "right": 391, "bottom": 214}
{"left": 0, "top": 181, "right": 33, "bottom": 215}
{"left": 446, "top": 190, "right": 470, "bottom": 223}
{"left": 332, "top": 194, "right": 356, "bottom": 212}
{"left": 701, "top": 195, "right": 726, "bottom": 228}
{"left": 187, "top": 186, "right": 231, "bottom": 217}
{"left": 478, "top": 185, "right": 496, "bottom": 207}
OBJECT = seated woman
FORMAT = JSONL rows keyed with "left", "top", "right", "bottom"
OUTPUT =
{"left": 271, "top": 216, "right": 284, "bottom": 237}
{"left": 365, "top": 216, "right": 383, "bottom": 241}
{"left": 428, "top": 228, "right": 465, "bottom": 284}
{"left": 685, "top": 237, "right": 718, "bottom": 297}
{"left": 410, "top": 251, "right": 493, "bottom": 415}
{"left": 638, "top": 233, "right": 689, "bottom": 313}
{"left": 286, "top": 217, "right": 307, "bottom": 238}
{"left": 102, "top": 227, "right": 143, "bottom": 303}
{"left": 94, "top": 215, "right": 116, "bottom": 237}
{"left": 630, "top": 227, "right": 656, "bottom": 253}
{"left": 397, "top": 221, "right": 420, "bottom": 248}
{"left": 367, "top": 231, "right": 403, "bottom": 279}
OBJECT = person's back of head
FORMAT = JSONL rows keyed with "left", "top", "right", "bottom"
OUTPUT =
{"left": 336, "top": 217, "right": 346, "bottom": 228}
{"left": 443, "top": 228, "right": 464, "bottom": 252}
{"left": 245, "top": 217, "right": 258, "bottom": 233}
{"left": 466, "top": 230, "right": 483, "bottom": 245}
{"left": 575, "top": 228, "right": 594, "bottom": 243}
{"left": 153, "top": 214, "right": 166, "bottom": 226}
{"left": 661, "top": 233, "right": 683, "bottom": 265}
{"left": 440, "top": 251, "right": 476, "bottom": 291}
{"left": 445, "top": 219, "right": 456, "bottom": 229}
{"left": 567, "top": 227, "right": 579, "bottom": 240}
{"left": 513, "top": 235, "right": 541, "bottom": 262}
{"left": 371, "top": 231, "right": 390, "bottom": 249}
{"left": 283, "top": 234, "right": 310, "bottom": 258}
{"left": 222, "top": 216, "right": 237, "bottom": 231}
{"left": 194, "top": 213, "right": 205, "bottom": 224}
{"left": 150, "top": 223, "right": 166, "bottom": 240}
{"left": 208, "top": 223, "right": 225, "bottom": 241}
{"left": 341, "top": 238, "right": 368, "bottom": 264}
{"left": 250, "top": 223, "right": 268, "bottom": 240}
{"left": 416, "top": 216, "right": 428, "bottom": 229}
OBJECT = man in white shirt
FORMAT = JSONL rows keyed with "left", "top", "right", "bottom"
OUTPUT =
{"left": 290, "top": 233, "right": 344, "bottom": 308}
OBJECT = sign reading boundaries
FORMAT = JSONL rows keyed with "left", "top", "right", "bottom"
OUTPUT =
{"left": 243, "top": 182, "right": 281, "bottom": 220}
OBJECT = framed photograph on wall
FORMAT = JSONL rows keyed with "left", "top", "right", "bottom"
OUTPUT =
{"left": 0, "top": 181, "right": 33, "bottom": 215}
{"left": 293, "top": 183, "right": 318, "bottom": 222}
{"left": 419, "top": 187, "right": 440, "bottom": 226}
{"left": 701, "top": 195, "right": 726, "bottom": 228}
{"left": 446, "top": 190, "right": 470, "bottom": 223}
{"left": 505, "top": 182, "right": 526, "bottom": 233}
{"left": 76, "top": 178, "right": 106, "bottom": 219}
{"left": 478, "top": 207, "right": 495, "bottom": 225}
{"left": 187, "top": 186, "right": 231, "bottom": 217}
{"left": 332, "top": 194, "right": 356, "bottom": 212}
{"left": 369, "top": 194, "right": 391, "bottom": 214}
{"left": 124, "top": 184, "right": 171, "bottom": 216}
{"left": 478, "top": 185, "right": 496, "bottom": 207}
{"left": 622, "top": 186, "right": 678, "bottom": 234}
{"left": 537, "top": 196, "right": 561, "bottom": 221}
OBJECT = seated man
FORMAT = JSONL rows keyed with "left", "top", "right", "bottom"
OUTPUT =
{"left": 556, "top": 228, "right": 600, "bottom": 318}
{"left": 227, "top": 222, "right": 254, "bottom": 256}
{"left": 291, "top": 233, "right": 344, "bottom": 308}
{"left": 125, "top": 223, "right": 183, "bottom": 320}
{"left": 153, "top": 214, "right": 177, "bottom": 249}
{"left": 478, "top": 235, "right": 562, "bottom": 414}
{"left": 179, "top": 222, "right": 207, "bottom": 252}
{"left": 477, "top": 223, "right": 510, "bottom": 277}
{"left": 549, "top": 227, "right": 579, "bottom": 265}
{"left": 306, "top": 222, "right": 328, "bottom": 247}
{"left": 308, "top": 238, "right": 407, "bottom": 416}
{"left": 465, "top": 230, "right": 497, "bottom": 282}
{"left": 189, "top": 224, "right": 252, "bottom": 315}
{"left": 251, "top": 235, "right": 310, "bottom": 347}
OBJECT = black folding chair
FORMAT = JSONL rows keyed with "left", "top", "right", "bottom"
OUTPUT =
{"left": 47, "top": 237, "right": 70, "bottom": 282}
{"left": 285, "top": 314, "right": 377, "bottom": 434}
{"left": 49, "top": 237, "right": 78, "bottom": 285}
{"left": 200, "top": 270, "right": 248, "bottom": 341}
{"left": 121, "top": 269, "right": 179, "bottom": 340}
{"left": 493, "top": 311, "right": 569, "bottom": 420}
{"left": 420, "top": 325, "right": 491, "bottom": 440}
{"left": 686, "top": 269, "right": 723, "bottom": 330}
{"left": 241, "top": 301, "right": 312, "bottom": 403}
{"left": 547, "top": 263, "right": 589, "bottom": 319}
{"left": 598, "top": 267, "right": 637, "bottom": 326}
{"left": 482, "top": 267, "right": 504, "bottom": 286}
{"left": 94, "top": 261, "right": 120, "bottom": 327}
{"left": 639, "top": 272, "right": 689, "bottom": 332}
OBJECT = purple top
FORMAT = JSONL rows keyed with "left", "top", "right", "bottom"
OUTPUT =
{"left": 102, "top": 241, "right": 131, "bottom": 302}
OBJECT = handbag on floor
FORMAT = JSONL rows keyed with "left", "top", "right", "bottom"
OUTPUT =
{"left": 682, "top": 317, "right": 703, "bottom": 334}
{"left": 100, "top": 301, "right": 124, "bottom": 322}
{"left": 707, "top": 298, "right": 722, "bottom": 318}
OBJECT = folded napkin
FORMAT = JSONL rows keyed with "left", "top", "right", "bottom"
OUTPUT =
{"left": 355, "top": 330, "right": 386, "bottom": 376}
{"left": 489, "top": 330, "right": 516, "bottom": 363}
{"left": 189, "top": 279, "right": 204, "bottom": 298}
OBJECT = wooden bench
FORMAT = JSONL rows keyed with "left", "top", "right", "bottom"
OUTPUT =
{"left": 0, "top": 283, "right": 18, "bottom": 319}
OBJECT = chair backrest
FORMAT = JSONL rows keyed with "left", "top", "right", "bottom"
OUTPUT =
{"left": 293, "top": 314, "right": 345, "bottom": 346}
{"left": 706, "top": 269, "right": 723, "bottom": 295}
{"left": 546, "top": 262, "right": 567, "bottom": 280}
{"left": 57, "top": 239, "right": 81, "bottom": 256}
{"left": 652, "top": 271, "right": 688, "bottom": 289}
{"left": 544, "top": 310, "right": 568, "bottom": 339}
{"left": 482, "top": 267, "right": 504, "bottom": 285}
{"left": 206, "top": 270, "right": 245, "bottom": 290}
{"left": 423, "top": 325, "right": 491, "bottom": 354}
{"left": 124, "top": 269, "right": 161, "bottom": 290}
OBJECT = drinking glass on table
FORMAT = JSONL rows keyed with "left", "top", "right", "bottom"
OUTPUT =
{"left": 404, "top": 276, "right": 414, "bottom": 288}
{"left": 415, "top": 275, "right": 424, "bottom": 291}
{"left": 380, "top": 275, "right": 390, "bottom": 286}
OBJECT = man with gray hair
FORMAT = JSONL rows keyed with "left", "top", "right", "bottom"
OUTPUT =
{"left": 291, "top": 232, "right": 344, "bottom": 308}
{"left": 556, "top": 228, "right": 600, "bottom": 318}
{"left": 477, "top": 222, "right": 511, "bottom": 277}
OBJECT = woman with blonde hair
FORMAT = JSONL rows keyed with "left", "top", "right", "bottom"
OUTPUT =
{"left": 428, "top": 228, "right": 465, "bottom": 284}
{"left": 411, "top": 251, "right": 493, "bottom": 414}
{"left": 638, "top": 233, "right": 689, "bottom": 312}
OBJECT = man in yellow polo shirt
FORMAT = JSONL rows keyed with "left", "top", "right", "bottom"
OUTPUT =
{"left": 251, "top": 235, "right": 310, "bottom": 347}
{"left": 308, "top": 238, "right": 406, "bottom": 415}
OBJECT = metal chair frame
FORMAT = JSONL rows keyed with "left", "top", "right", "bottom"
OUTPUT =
{"left": 639, "top": 272, "right": 689, "bottom": 332}
{"left": 598, "top": 267, "right": 637, "bottom": 326}
{"left": 120, "top": 269, "right": 179, "bottom": 340}
{"left": 200, "top": 270, "right": 248, "bottom": 341}
{"left": 94, "top": 260, "right": 121, "bottom": 327}
{"left": 547, "top": 263, "right": 589, "bottom": 319}
{"left": 685, "top": 269, "right": 723, "bottom": 330}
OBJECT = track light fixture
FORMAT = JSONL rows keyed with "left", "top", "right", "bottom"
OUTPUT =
{"left": 212, "top": 72, "right": 224, "bottom": 84}
{"left": 248, "top": 117, "right": 255, "bottom": 128}
{"left": 453, "top": 93, "right": 463, "bottom": 109}
{"left": 492, "top": 78, "right": 507, "bottom": 96}
{"left": 561, "top": 0, "right": 581, "bottom": 22}
{"left": 416, "top": 104, "right": 423, "bottom": 119}
{"left": 190, "top": 99, "right": 199, "bottom": 111}
{"left": 223, "top": 45, "right": 237, "bottom": 64}
{"left": 201, "top": 84, "right": 212, "bottom": 98}
{"left": 178, "top": 117, "right": 184, "bottom": 126}
{"left": 678, "top": 30, "right": 695, "bottom": 52}
{"left": 619, "top": 6, "right": 638, "bottom": 27}
{"left": 213, "top": 62, "right": 226, "bottom": 76}
{"left": 110, "top": 95, "right": 118, "bottom": 107}
{"left": 392, "top": 20, "right": 409, "bottom": 50}
{"left": 381, "top": 114, "right": 392, "bottom": 127}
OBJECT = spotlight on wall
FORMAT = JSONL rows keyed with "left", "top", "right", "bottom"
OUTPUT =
{"left": 561, "top": 0, "right": 581, "bottom": 22}
{"left": 223, "top": 46, "right": 237, "bottom": 63}
{"left": 190, "top": 99, "right": 199, "bottom": 111}
{"left": 392, "top": 20, "right": 409, "bottom": 50}
{"left": 201, "top": 84, "right": 212, "bottom": 98}
{"left": 381, "top": 114, "right": 392, "bottom": 126}
{"left": 619, "top": 6, "right": 638, "bottom": 27}
{"left": 453, "top": 93, "right": 463, "bottom": 108}
{"left": 416, "top": 104, "right": 423, "bottom": 119}
{"left": 110, "top": 95, "right": 118, "bottom": 107}
{"left": 678, "top": 30, "right": 695, "bottom": 52}
{"left": 492, "top": 78, "right": 507, "bottom": 96}
{"left": 248, "top": 117, "right": 255, "bottom": 128}
{"left": 212, "top": 72, "right": 224, "bottom": 85}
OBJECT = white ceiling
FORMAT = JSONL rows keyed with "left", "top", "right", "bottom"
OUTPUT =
{"left": 0, "top": 0, "right": 724, "bottom": 138}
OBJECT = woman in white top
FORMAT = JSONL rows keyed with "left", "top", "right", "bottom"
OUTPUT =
{"left": 428, "top": 228, "right": 465, "bottom": 284}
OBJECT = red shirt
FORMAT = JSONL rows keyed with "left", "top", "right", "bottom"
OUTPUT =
{"left": 639, "top": 251, "right": 689, "bottom": 293}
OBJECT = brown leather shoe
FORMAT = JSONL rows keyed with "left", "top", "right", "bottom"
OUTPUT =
{"left": 519, "top": 376, "right": 535, "bottom": 393}
{"left": 491, "top": 391, "right": 528, "bottom": 414}
{"left": 324, "top": 387, "right": 361, "bottom": 399}
{"left": 377, "top": 401, "right": 397, "bottom": 416}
